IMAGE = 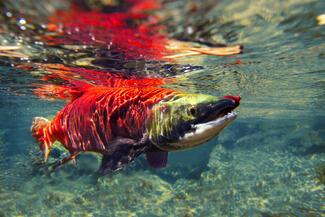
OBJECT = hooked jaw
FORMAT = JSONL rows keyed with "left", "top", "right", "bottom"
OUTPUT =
{"left": 169, "top": 95, "right": 241, "bottom": 150}
{"left": 195, "top": 95, "right": 240, "bottom": 124}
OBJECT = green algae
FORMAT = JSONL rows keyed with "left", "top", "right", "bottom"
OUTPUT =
{"left": 315, "top": 164, "right": 325, "bottom": 185}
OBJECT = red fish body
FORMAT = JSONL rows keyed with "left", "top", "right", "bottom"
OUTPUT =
{"left": 47, "top": 86, "right": 176, "bottom": 154}
{"left": 32, "top": 84, "right": 240, "bottom": 174}
{"left": 32, "top": 83, "right": 181, "bottom": 173}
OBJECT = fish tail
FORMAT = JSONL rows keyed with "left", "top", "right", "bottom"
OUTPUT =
{"left": 31, "top": 117, "right": 53, "bottom": 161}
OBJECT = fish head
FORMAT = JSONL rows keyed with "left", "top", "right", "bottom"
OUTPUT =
{"left": 147, "top": 93, "right": 240, "bottom": 151}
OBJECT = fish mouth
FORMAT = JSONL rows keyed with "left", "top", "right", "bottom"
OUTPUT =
{"left": 196, "top": 95, "right": 240, "bottom": 125}
{"left": 196, "top": 110, "right": 237, "bottom": 128}
{"left": 171, "top": 95, "right": 240, "bottom": 150}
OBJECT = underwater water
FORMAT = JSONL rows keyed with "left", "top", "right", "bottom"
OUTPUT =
{"left": 0, "top": 0, "right": 325, "bottom": 216}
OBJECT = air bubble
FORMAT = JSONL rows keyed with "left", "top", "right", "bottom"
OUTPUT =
{"left": 18, "top": 18, "right": 26, "bottom": 25}
{"left": 5, "top": 12, "right": 12, "bottom": 17}
{"left": 34, "top": 41, "right": 44, "bottom": 45}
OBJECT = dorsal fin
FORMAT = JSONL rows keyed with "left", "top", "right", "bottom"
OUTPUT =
{"left": 32, "top": 63, "right": 175, "bottom": 101}
{"left": 34, "top": 81, "right": 93, "bottom": 101}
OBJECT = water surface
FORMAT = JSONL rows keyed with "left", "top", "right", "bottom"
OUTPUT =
{"left": 0, "top": 0, "right": 324, "bottom": 216}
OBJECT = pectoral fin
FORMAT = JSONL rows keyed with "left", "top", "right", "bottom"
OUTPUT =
{"left": 145, "top": 151, "right": 168, "bottom": 169}
{"left": 98, "top": 137, "right": 149, "bottom": 175}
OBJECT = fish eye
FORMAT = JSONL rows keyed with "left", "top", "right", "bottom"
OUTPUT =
{"left": 189, "top": 106, "right": 197, "bottom": 116}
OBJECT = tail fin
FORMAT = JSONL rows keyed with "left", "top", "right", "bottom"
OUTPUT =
{"left": 31, "top": 117, "right": 53, "bottom": 161}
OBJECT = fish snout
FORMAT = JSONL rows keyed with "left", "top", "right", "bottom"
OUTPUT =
{"left": 222, "top": 95, "right": 241, "bottom": 106}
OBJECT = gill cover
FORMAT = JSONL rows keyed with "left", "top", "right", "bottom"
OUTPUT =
{"left": 147, "top": 93, "right": 214, "bottom": 148}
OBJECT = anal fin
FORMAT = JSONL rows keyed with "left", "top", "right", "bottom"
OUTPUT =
{"left": 51, "top": 152, "right": 79, "bottom": 171}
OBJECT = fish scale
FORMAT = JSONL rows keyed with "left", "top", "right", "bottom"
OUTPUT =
{"left": 49, "top": 87, "right": 177, "bottom": 154}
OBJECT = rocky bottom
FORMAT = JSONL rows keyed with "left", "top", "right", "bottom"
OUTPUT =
{"left": 0, "top": 118, "right": 324, "bottom": 217}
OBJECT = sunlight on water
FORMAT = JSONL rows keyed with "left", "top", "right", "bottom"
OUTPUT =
{"left": 0, "top": 0, "right": 324, "bottom": 216}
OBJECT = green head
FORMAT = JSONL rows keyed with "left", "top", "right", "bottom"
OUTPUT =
{"left": 147, "top": 93, "right": 240, "bottom": 151}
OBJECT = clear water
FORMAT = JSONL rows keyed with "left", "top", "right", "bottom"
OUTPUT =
{"left": 0, "top": 0, "right": 325, "bottom": 216}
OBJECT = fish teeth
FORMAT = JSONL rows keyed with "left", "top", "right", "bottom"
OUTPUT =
{"left": 225, "top": 111, "right": 237, "bottom": 119}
